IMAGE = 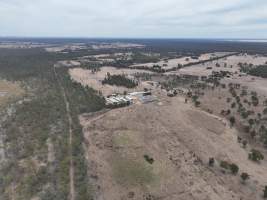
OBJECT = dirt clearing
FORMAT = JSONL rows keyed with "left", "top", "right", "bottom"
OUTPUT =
{"left": 0, "top": 80, "right": 24, "bottom": 107}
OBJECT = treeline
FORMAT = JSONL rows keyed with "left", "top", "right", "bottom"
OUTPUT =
{"left": 248, "top": 65, "right": 267, "bottom": 78}
{"left": 57, "top": 67, "right": 105, "bottom": 200}
{"left": 102, "top": 73, "right": 138, "bottom": 88}
{"left": 131, "top": 52, "right": 160, "bottom": 63}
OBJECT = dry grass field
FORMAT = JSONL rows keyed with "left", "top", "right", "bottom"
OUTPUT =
{"left": 80, "top": 92, "right": 267, "bottom": 200}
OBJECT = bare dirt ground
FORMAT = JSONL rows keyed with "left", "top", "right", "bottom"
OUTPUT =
{"left": 69, "top": 67, "right": 155, "bottom": 96}
{"left": 80, "top": 91, "right": 267, "bottom": 200}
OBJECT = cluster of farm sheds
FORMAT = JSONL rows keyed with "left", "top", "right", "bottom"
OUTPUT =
{"left": 105, "top": 87, "right": 190, "bottom": 108}
{"left": 105, "top": 91, "right": 156, "bottom": 108}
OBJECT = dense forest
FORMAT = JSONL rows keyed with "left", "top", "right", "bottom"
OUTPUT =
{"left": 248, "top": 65, "right": 267, "bottom": 78}
{"left": 102, "top": 73, "right": 138, "bottom": 88}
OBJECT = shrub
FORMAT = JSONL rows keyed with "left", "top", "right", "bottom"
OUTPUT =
{"left": 229, "top": 116, "right": 236, "bottom": 126}
{"left": 242, "top": 140, "right": 247, "bottom": 148}
{"left": 248, "top": 118, "right": 255, "bottom": 126}
{"left": 144, "top": 155, "right": 154, "bottom": 164}
{"left": 248, "top": 149, "right": 264, "bottom": 162}
{"left": 240, "top": 172, "right": 249, "bottom": 183}
{"left": 264, "top": 186, "right": 267, "bottom": 198}
{"left": 220, "top": 161, "right": 229, "bottom": 169}
{"left": 231, "top": 102, "right": 236, "bottom": 108}
{"left": 194, "top": 101, "right": 201, "bottom": 107}
{"left": 209, "top": 157, "right": 215, "bottom": 167}
{"left": 251, "top": 95, "right": 259, "bottom": 106}
{"left": 229, "top": 163, "right": 239, "bottom": 175}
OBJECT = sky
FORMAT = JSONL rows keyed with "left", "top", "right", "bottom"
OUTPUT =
{"left": 0, "top": 0, "right": 267, "bottom": 38}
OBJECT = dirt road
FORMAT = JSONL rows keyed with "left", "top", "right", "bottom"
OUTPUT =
{"left": 53, "top": 66, "right": 75, "bottom": 200}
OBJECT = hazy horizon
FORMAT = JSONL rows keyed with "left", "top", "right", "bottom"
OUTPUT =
{"left": 1, "top": 0, "right": 267, "bottom": 39}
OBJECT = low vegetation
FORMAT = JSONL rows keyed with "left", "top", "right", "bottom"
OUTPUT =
{"left": 248, "top": 149, "right": 264, "bottom": 162}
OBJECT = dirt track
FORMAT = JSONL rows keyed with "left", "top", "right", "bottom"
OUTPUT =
{"left": 80, "top": 92, "right": 267, "bottom": 200}
{"left": 54, "top": 66, "right": 75, "bottom": 200}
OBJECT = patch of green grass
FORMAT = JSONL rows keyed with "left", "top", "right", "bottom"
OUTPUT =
{"left": 112, "top": 130, "right": 142, "bottom": 148}
{"left": 113, "top": 133, "right": 132, "bottom": 147}
{"left": 112, "top": 155, "right": 155, "bottom": 186}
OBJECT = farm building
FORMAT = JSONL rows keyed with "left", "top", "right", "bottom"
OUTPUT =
{"left": 105, "top": 95, "right": 133, "bottom": 108}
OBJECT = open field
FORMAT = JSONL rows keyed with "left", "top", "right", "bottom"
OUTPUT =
{"left": 167, "top": 54, "right": 267, "bottom": 77}
{"left": 80, "top": 91, "right": 267, "bottom": 200}
{"left": 130, "top": 52, "right": 232, "bottom": 70}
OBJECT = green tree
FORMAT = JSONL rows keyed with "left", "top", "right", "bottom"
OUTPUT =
{"left": 229, "top": 116, "right": 236, "bottom": 126}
